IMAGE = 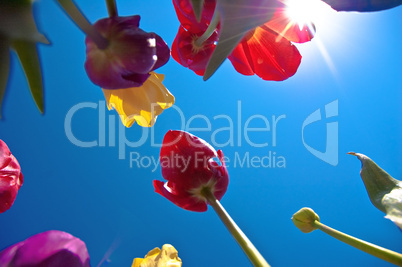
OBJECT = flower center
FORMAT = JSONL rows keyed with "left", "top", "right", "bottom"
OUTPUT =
{"left": 188, "top": 179, "right": 217, "bottom": 203}
{"left": 191, "top": 34, "right": 205, "bottom": 54}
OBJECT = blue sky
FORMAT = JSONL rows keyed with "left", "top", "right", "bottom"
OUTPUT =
{"left": 0, "top": 1, "right": 401, "bottom": 266}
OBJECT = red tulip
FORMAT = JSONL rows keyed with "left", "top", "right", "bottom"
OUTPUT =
{"left": 0, "top": 139, "right": 23, "bottom": 213}
{"left": 171, "top": 0, "right": 312, "bottom": 81}
{"left": 153, "top": 131, "right": 270, "bottom": 266}
{"left": 265, "top": 5, "right": 315, "bottom": 43}
{"left": 153, "top": 130, "right": 228, "bottom": 212}
{"left": 172, "top": 0, "right": 216, "bottom": 32}
{"left": 228, "top": 25, "right": 302, "bottom": 81}
{"left": 171, "top": 26, "right": 218, "bottom": 76}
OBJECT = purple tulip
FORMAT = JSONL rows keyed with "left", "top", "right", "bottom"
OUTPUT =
{"left": 85, "top": 15, "right": 170, "bottom": 89}
{"left": 0, "top": 230, "right": 90, "bottom": 267}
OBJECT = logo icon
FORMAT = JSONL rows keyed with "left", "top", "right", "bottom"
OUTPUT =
{"left": 302, "top": 100, "right": 339, "bottom": 166}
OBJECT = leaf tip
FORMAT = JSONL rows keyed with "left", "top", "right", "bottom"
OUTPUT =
{"left": 37, "top": 104, "right": 44, "bottom": 115}
{"left": 191, "top": 0, "right": 204, "bottom": 22}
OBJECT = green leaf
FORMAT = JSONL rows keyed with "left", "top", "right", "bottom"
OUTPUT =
{"left": 0, "top": 1, "right": 49, "bottom": 44}
{"left": 321, "top": 0, "right": 402, "bottom": 12}
{"left": 349, "top": 152, "right": 402, "bottom": 227}
{"left": 382, "top": 188, "right": 402, "bottom": 228}
{"left": 190, "top": 0, "right": 204, "bottom": 22}
{"left": 12, "top": 40, "right": 44, "bottom": 114}
{"left": 0, "top": 38, "right": 10, "bottom": 119}
{"left": 203, "top": 0, "right": 278, "bottom": 81}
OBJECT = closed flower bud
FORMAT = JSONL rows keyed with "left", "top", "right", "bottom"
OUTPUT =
{"left": 292, "top": 207, "right": 320, "bottom": 233}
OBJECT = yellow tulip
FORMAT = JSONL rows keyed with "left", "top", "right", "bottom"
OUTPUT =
{"left": 132, "top": 244, "right": 182, "bottom": 267}
{"left": 102, "top": 72, "right": 174, "bottom": 127}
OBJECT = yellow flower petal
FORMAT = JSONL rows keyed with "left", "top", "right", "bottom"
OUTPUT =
{"left": 132, "top": 248, "right": 160, "bottom": 267}
{"left": 102, "top": 72, "right": 175, "bottom": 128}
{"left": 131, "top": 245, "right": 181, "bottom": 267}
{"left": 132, "top": 258, "right": 144, "bottom": 267}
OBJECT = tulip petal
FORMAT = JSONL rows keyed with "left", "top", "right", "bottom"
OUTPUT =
{"left": 203, "top": 0, "right": 279, "bottom": 80}
{"left": 0, "top": 140, "right": 23, "bottom": 214}
{"left": 0, "top": 230, "right": 90, "bottom": 267}
{"left": 0, "top": 39, "right": 10, "bottom": 118}
{"left": 265, "top": 8, "right": 316, "bottom": 43}
{"left": 152, "top": 34, "right": 171, "bottom": 70}
{"left": 210, "top": 149, "right": 229, "bottom": 201}
{"left": 85, "top": 24, "right": 156, "bottom": 89}
{"left": 132, "top": 247, "right": 161, "bottom": 267}
{"left": 171, "top": 26, "right": 217, "bottom": 76}
{"left": 12, "top": 40, "right": 44, "bottom": 114}
{"left": 173, "top": 0, "right": 216, "bottom": 32}
{"left": 155, "top": 131, "right": 229, "bottom": 212}
{"left": 85, "top": 16, "right": 170, "bottom": 89}
{"left": 132, "top": 258, "right": 143, "bottom": 267}
{"left": 160, "top": 130, "right": 217, "bottom": 185}
{"left": 132, "top": 244, "right": 182, "bottom": 267}
{"left": 102, "top": 72, "right": 174, "bottom": 128}
{"left": 154, "top": 180, "right": 208, "bottom": 212}
{"left": 229, "top": 25, "right": 301, "bottom": 81}
{"left": 0, "top": 140, "right": 12, "bottom": 170}
{"left": 227, "top": 41, "right": 255, "bottom": 76}
{"left": 321, "top": 0, "right": 402, "bottom": 12}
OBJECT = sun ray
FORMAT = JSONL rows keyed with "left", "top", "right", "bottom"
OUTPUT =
{"left": 283, "top": 0, "right": 339, "bottom": 76}
{"left": 284, "top": 0, "right": 329, "bottom": 28}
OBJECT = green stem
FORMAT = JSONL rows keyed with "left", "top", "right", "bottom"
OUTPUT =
{"left": 194, "top": 7, "right": 220, "bottom": 47}
{"left": 314, "top": 221, "right": 402, "bottom": 266}
{"left": 105, "top": 0, "right": 118, "bottom": 17}
{"left": 202, "top": 188, "right": 270, "bottom": 267}
{"left": 57, "top": 0, "right": 109, "bottom": 49}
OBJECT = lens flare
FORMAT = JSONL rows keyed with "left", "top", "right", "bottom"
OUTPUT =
{"left": 285, "top": 0, "right": 329, "bottom": 29}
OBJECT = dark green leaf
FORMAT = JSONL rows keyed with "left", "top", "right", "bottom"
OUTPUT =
{"left": 0, "top": 0, "right": 49, "bottom": 43}
{"left": 203, "top": 0, "right": 278, "bottom": 81}
{"left": 349, "top": 152, "right": 402, "bottom": 228}
{"left": 0, "top": 38, "right": 10, "bottom": 119}
{"left": 12, "top": 40, "right": 44, "bottom": 114}
{"left": 190, "top": 0, "right": 204, "bottom": 22}
{"left": 349, "top": 152, "right": 399, "bottom": 212}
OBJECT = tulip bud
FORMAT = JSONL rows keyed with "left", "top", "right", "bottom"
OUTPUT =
{"left": 292, "top": 207, "right": 320, "bottom": 233}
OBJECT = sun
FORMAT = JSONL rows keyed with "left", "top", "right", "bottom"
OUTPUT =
{"left": 283, "top": 0, "right": 339, "bottom": 76}
{"left": 284, "top": 0, "right": 332, "bottom": 29}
